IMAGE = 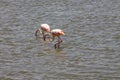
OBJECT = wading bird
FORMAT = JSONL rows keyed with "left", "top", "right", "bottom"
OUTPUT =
{"left": 50, "top": 29, "right": 65, "bottom": 49}
{"left": 35, "top": 24, "right": 50, "bottom": 41}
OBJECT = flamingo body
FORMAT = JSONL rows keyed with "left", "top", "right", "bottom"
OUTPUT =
{"left": 51, "top": 29, "right": 65, "bottom": 36}
{"left": 41, "top": 24, "right": 50, "bottom": 32}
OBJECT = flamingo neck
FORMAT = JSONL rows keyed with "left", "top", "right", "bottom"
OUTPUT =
{"left": 35, "top": 29, "right": 39, "bottom": 36}
{"left": 35, "top": 28, "right": 42, "bottom": 37}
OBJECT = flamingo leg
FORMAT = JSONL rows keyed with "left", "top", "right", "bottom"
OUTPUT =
{"left": 54, "top": 36, "right": 62, "bottom": 49}
{"left": 58, "top": 37, "right": 62, "bottom": 48}
{"left": 43, "top": 35, "right": 47, "bottom": 41}
{"left": 43, "top": 34, "right": 48, "bottom": 41}
{"left": 43, "top": 35, "right": 46, "bottom": 41}
{"left": 42, "top": 31, "right": 46, "bottom": 41}
{"left": 43, "top": 33, "right": 50, "bottom": 41}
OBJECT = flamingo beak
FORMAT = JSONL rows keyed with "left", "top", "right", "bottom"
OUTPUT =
{"left": 62, "top": 31, "right": 65, "bottom": 35}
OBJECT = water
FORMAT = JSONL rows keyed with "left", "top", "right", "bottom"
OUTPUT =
{"left": 0, "top": 0, "right": 120, "bottom": 80}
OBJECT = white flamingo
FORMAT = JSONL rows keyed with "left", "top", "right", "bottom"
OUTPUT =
{"left": 35, "top": 24, "right": 50, "bottom": 41}
{"left": 50, "top": 29, "right": 65, "bottom": 49}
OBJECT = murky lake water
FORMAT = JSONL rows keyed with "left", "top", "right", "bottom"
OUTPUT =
{"left": 0, "top": 0, "right": 120, "bottom": 80}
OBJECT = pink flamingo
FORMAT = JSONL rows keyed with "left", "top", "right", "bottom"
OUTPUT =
{"left": 50, "top": 29, "right": 65, "bottom": 49}
{"left": 35, "top": 24, "right": 50, "bottom": 41}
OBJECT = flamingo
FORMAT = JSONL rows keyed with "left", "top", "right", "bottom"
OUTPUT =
{"left": 50, "top": 29, "right": 65, "bottom": 49}
{"left": 35, "top": 24, "right": 50, "bottom": 41}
